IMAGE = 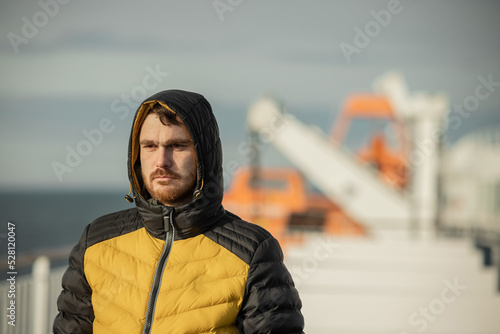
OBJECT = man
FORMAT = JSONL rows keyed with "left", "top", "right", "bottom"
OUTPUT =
{"left": 53, "top": 89, "right": 304, "bottom": 333}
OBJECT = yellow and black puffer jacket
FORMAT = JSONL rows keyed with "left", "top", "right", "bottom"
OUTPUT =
{"left": 53, "top": 90, "right": 304, "bottom": 334}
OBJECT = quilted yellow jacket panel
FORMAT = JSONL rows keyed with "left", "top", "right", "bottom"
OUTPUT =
{"left": 85, "top": 227, "right": 247, "bottom": 333}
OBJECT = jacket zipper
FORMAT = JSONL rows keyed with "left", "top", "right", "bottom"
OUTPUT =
{"left": 142, "top": 210, "right": 175, "bottom": 334}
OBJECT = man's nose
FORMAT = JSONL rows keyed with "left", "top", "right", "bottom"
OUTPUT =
{"left": 155, "top": 147, "right": 173, "bottom": 168}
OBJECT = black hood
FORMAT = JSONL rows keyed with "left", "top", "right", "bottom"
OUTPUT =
{"left": 127, "top": 89, "right": 225, "bottom": 240}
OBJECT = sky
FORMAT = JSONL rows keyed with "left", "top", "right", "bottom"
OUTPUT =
{"left": 1, "top": 0, "right": 499, "bottom": 192}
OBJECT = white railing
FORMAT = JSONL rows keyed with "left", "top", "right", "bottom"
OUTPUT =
{"left": 0, "top": 257, "right": 66, "bottom": 334}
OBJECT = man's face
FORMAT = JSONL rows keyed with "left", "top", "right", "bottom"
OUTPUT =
{"left": 139, "top": 113, "right": 197, "bottom": 207}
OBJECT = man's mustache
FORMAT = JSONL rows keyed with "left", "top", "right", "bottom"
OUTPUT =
{"left": 150, "top": 169, "right": 180, "bottom": 181}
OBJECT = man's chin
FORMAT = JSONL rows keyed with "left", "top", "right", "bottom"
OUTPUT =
{"left": 151, "top": 183, "right": 176, "bottom": 196}
{"left": 150, "top": 189, "right": 193, "bottom": 207}
{"left": 144, "top": 178, "right": 196, "bottom": 206}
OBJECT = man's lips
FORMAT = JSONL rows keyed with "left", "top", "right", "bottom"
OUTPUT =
{"left": 151, "top": 171, "right": 179, "bottom": 181}
{"left": 154, "top": 176, "right": 175, "bottom": 181}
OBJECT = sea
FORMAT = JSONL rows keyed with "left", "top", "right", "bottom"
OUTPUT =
{"left": 0, "top": 191, "right": 135, "bottom": 277}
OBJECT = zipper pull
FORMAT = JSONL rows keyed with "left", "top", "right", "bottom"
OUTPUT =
{"left": 163, "top": 210, "right": 174, "bottom": 234}
{"left": 163, "top": 215, "right": 171, "bottom": 232}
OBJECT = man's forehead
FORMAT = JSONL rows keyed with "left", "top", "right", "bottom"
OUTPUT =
{"left": 140, "top": 113, "right": 191, "bottom": 138}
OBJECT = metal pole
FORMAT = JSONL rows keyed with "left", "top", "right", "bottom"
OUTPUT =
{"left": 31, "top": 256, "right": 50, "bottom": 334}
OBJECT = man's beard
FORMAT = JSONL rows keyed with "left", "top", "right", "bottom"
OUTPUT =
{"left": 142, "top": 168, "right": 197, "bottom": 206}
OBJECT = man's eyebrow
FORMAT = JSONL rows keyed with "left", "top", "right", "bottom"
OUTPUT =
{"left": 139, "top": 139, "right": 192, "bottom": 146}
{"left": 139, "top": 139, "right": 156, "bottom": 146}
{"left": 165, "top": 139, "right": 192, "bottom": 146}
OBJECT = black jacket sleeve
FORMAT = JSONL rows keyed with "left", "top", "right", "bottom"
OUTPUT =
{"left": 53, "top": 225, "right": 94, "bottom": 334}
{"left": 237, "top": 236, "right": 305, "bottom": 333}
